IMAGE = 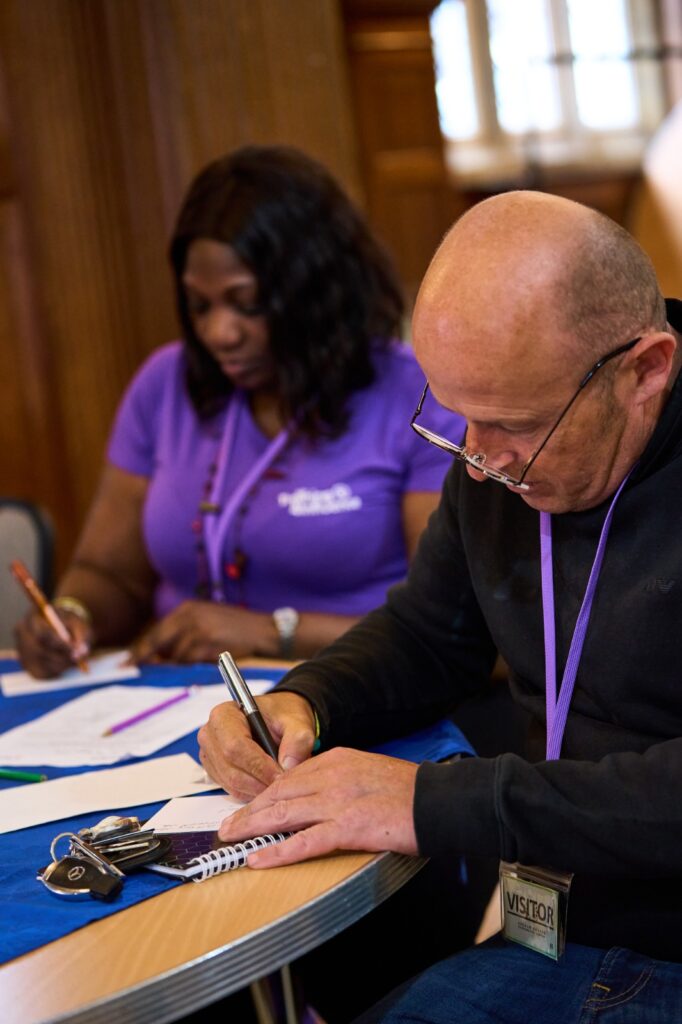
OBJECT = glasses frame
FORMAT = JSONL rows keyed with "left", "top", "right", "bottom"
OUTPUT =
{"left": 411, "top": 335, "right": 642, "bottom": 490}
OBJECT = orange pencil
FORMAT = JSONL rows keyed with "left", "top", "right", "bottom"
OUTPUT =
{"left": 9, "top": 559, "right": 90, "bottom": 673}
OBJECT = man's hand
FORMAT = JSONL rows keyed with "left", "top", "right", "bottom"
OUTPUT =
{"left": 198, "top": 691, "right": 317, "bottom": 800}
{"left": 130, "top": 601, "right": 273, "bottom": 664}
{"left": 216, "top": 747, "right": 419, "bottom": 867}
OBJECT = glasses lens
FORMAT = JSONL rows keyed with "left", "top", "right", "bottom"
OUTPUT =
{"left": 412, "top": 422, "right": 528, "bottom": 489}
{"left": 412, "top": 386, "right": 530, "bottom": 489}
{"left": 411, "top": 423, "right": 464, "bottom": 454}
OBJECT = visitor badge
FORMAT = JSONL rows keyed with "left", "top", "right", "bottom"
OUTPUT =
{"left": 499, "top": 861, "right": 573, "bottom": 961}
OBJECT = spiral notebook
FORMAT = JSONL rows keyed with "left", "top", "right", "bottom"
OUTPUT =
{"left": 143, "top": 714, "right": 475, "bottom": 884}
{"left": 147, "top": 829, "right": 293, "bottom": 882}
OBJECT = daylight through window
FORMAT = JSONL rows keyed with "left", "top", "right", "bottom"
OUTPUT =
{"left": 430, "top": 0, "right": 667, "bottom": 182}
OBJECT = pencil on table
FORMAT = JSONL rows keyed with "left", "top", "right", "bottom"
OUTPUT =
{"left": 0, "top": 768, "right": 47, "bottom": 783}
{"left": 102, "top": 688, "right": 193, "bottom": 737}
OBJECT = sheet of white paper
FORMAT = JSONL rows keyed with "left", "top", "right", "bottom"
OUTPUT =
{"left": 0, "top": 753, "right": 219, "bottom": 834}
{"left": 145, "top": 794, "right": 245, "bottom": 833}
{"left": 0, "top": 650, "right": 140, "bottom": 697}
{"left": 0, "top": 680, "right": 273, "bottom": 767}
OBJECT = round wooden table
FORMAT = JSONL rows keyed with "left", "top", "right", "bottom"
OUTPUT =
{"left": 0, "top": 848, "right": 423, "bottom": 1024}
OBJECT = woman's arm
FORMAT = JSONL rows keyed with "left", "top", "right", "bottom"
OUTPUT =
{"left": 16, "top": 465, "right": 157, "bottom": 675}
{"left": 59, "top": 464, "right": 157, "bottom": 642}
{"left": 129, "top": 601, "right": 362, "bottom": 663}
{"left": 402, "top": 490, "right": 442, "bottom": 559}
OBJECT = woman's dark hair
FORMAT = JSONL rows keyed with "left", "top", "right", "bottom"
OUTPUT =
{"left": 169, "top": 145, "right": 404, "bottom": 436}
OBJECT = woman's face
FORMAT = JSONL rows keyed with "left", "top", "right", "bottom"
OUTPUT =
{"left": 183, "top": 239, "right": 277, "bottom": 392}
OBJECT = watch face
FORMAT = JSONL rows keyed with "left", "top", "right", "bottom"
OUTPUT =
{"left": 273, "top": 607, "right": 299, "bottom": 638}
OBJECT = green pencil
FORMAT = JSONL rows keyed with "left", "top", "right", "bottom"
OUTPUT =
{"left": 0, "top": 768, "right": 47, "bottom": 783}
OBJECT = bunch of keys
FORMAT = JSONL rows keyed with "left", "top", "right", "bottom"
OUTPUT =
{"left": 77, "top": 815, "right": 170, "bottom": 870}
{"left": 38, "top": 832, "right": 125, "bottom": 901}
{"left": 37, "top": 816, "right": 171, "bottom": 901}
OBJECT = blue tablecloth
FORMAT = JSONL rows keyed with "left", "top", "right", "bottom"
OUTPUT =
{"left": 0, "top": 659, "right": 472, "bottom": 965}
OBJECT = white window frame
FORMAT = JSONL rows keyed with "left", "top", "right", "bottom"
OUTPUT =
{"left": 433, "top": 0, "right": 668, "bottom": 185}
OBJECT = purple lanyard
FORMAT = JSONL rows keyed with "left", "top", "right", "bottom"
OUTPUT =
{"left": 540, "top": 468, "right": 633, "bottom": 760}
{"left": 204, "top": 392, "right": 290, "bottom": 601}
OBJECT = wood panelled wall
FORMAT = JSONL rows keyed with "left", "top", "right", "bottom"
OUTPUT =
{"left": 0, "top": 0, "right": 359, "bottom": 575}
{"left": 0, "top": 0, "right": 676, "bottom": 585}
{"left": 342, "top": 0, "right": 463, "bottom": 301}
{"left": 629, "top": 99, "right": 682, "bottom": 295}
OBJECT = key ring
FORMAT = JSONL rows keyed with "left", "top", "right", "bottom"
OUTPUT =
{"left": 50, "top": 832, "right": 124, "bottom": 878}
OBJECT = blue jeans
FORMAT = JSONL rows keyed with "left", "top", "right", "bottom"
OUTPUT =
{"left": 354, "top": 938, "right": 682, "bottom": 1023}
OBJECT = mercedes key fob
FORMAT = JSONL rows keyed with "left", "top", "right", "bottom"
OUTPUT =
{"left": 38, "top": 856, "right": 124, "bottom": 900}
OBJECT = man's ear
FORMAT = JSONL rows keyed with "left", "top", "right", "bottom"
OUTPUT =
{"left": 627, "top": 332, "right": 677, "bottom": 407}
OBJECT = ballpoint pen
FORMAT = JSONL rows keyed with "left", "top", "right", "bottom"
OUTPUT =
{"left": 9, "top": 559, "right": 90, "bottom": 673}
{"left": 217, "top": 651, "right": 280, "bottom": 761}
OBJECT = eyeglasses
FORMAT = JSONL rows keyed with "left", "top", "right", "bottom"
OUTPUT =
{"left": 410, "top": 335, "right": 642, "bottom": 491}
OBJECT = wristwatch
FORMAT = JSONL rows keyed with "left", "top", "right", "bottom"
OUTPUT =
{"left": 272, "top": 606, "right": 300, "bottom": 659}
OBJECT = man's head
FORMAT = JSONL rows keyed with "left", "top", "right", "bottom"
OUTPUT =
{"left": 412, "top": 191, "right": 677, "bottom": 513}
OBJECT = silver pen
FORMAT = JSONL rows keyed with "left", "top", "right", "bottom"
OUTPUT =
{"left": 217, "top": 651, "right": 280, "bottom": 761}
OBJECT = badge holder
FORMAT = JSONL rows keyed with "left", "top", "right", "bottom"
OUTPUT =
{"left": 37, "top": 816, "right": 172, "bottom": 901}
{"left": 499, "top": 861, "right": 573, "bottom": 961}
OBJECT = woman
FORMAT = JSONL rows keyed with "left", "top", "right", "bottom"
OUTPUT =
{"left": 17, "top": 145, "right": 456, "bottom": 677}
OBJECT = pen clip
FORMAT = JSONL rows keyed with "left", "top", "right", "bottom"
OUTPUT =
{"left": 217, "top": 651, "right": 257, "bottom": 714}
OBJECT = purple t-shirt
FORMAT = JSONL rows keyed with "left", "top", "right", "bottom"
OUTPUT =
{"left": 107, "top": 341, "right": 460, "bottom": 617}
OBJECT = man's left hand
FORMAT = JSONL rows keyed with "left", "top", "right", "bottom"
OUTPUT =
{"left": 216, "top": 747, "right": 419, "bottom": 866}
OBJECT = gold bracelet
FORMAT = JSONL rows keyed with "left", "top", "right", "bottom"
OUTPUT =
{"left": 53, "top": 596, "right": 93, "bottom": 626}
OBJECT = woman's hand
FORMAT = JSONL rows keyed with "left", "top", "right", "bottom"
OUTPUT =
{"left": 14, "top": 610, "right": 93, "bottom": 680}
{"left": 198, "top": 690, "right": 317, "bottom": 800}
{"left": 129, "top": 600, "right": 276, "bottom": 664}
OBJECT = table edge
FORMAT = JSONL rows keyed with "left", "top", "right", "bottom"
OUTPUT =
{"left": 41, "top": 851, "right": 425, "bottom": 1024}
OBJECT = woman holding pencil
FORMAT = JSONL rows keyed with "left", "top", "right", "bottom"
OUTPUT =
{"left": 15, "top": 145, "right": 457, "bottom": 679}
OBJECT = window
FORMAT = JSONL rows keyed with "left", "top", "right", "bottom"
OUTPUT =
{"left": 430, "top": 0, "right": 667, "bottom": 183}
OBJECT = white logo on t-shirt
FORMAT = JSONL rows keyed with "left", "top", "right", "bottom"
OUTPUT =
{"left": 277, "top": 483, "right": 363, "bottom": 517}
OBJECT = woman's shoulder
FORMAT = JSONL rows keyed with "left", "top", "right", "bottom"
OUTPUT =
{"left": 121, "top": 341, "right": 186, "bottom": 406}
{"left": 113, "top": 341, "right": 186, "bottom": 424}
{"left": 132, "top": 340, "right": 186, "bottom": 386}
{"left": 340, "top": 340, "right": 452, "bottom": 480}
{"left": 108, "top": 342, "right": 188, "bottom": 473}
{"left": 370, "top": 339, "right": 423, "bottom": 386}
{"left": 343, "top": 341, "right": 423, "bottom": 440}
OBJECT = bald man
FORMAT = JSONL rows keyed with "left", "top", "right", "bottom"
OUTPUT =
{"left": 199, "top": 192, "right": 682, "bottom": 1021}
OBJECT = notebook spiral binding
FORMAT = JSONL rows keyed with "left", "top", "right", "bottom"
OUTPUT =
{"left": 187, "top": 832, "right": 292, "bottom": 882}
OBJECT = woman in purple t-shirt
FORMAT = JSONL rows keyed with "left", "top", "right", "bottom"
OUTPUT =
{"left": 17, "top": 146, "right": 457, "bottom": 676}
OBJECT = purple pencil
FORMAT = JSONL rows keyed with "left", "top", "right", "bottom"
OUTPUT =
{"left": 102, "top": 688, "right": 192, "bottom": 737}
